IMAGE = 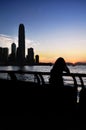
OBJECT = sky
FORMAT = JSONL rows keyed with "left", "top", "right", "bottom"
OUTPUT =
{"left": 0, "top": 0, "right": 86, "bottom": 63}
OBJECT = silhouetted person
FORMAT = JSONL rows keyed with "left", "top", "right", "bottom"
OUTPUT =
{"left": 49, "top": 57, "right": 70, "bottom": 87}
{"left": 48, "top": 57, "right": 78, "bottom": 121}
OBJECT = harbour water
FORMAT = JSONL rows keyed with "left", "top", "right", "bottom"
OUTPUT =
{"left": 0, "top": 65, "right": 86, "bottom": 103}
{"left": 0, "top": 65, "right": 86, "bottom": 86}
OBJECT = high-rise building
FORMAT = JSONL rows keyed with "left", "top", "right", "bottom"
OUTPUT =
{"left": 2, "top": 47, "right": 9, "bottom": 64}
{"left": 27, "top": 47, "right": 34, "bottom": 64}
{"left": 17, "top": 23, "right": 25, "bottom": 65}
{"left": 0, "top": 47, "right": 3, "bottom": 63}
{"left": 11, "top": 43, "right": 16, "bottom": 58}
{"left": 35, "top": 55, "right": 39, "bottom": 63}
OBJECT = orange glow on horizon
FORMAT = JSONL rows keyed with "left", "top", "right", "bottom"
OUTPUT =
{"left": 37, "top": 50, "right": 86, "bottom": 64}
{"left": 39, "top": 55, "right": 86, "bottom": 64}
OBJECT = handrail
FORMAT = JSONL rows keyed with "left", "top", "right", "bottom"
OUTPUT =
{"left": 0, "top": 70, "right": 86, "bottom": 87}
{"left": 0, "top": 70, "right": 86, "bottom": 76}
{"left": 62, "top": 73, "right": 85, "bottom": 88}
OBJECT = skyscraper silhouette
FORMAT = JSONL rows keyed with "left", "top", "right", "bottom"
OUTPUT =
{"left": 17, "top": 23, "right": 25, "bottom": 65}
{"left": 27, "top": 47, "right": 34, "bottom": 64}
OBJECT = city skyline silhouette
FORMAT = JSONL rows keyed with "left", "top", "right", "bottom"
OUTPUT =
{"left": 0, "top": 23, "right": 86, "bottom": 66}
{"left": 0, "top": 0, "right": 86, "bottom": 63}
{"left": 0, "top": 23, "right": 40, "bottom": 66}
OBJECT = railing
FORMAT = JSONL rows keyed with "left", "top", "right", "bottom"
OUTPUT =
{"left": 0, "top": 70, "right": 86, "bottom": 88}
{"left": 63, "top": 73, "right": 86, "bottom": 88}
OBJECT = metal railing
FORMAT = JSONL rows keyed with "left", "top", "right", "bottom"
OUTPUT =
{"left": 0, "top": 70, "right": 86, "bottom": 88}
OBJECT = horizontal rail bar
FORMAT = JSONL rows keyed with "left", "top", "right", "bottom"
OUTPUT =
{"left": 0, "top": 70, "right": 86, "bottom": 87}
{"left": 0, "top": 70, "right": 86, "bottom": 77}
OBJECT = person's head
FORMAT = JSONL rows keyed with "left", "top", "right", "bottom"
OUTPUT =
{"left": 53, "top": 57, "right": 67, "bottom": 70}
{"left": 55, "top": 57, "right": 66, "bottom": 65}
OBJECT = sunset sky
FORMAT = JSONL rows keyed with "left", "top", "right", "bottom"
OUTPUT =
{"left": 0, "top": 0, "right": 86, "bottom": 63}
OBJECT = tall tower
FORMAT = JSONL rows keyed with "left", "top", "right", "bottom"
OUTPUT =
{"left": 27, "top": 47, "right": 34, "bottom": 64}
{"left": 10, "top": 43, "right": 16, "bottom": 63}
{"left": 18, "top": 23, "right": 25, "bottom": 64}
{"left": 11, "top": 43, "right": 16, "bottom": 57}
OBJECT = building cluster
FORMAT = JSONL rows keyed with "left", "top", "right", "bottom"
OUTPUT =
{"left": 0, "top": 24, "right": 39, "bottom": 65}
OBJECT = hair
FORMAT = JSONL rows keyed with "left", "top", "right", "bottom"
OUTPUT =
{"left": 53, "top": 57, "right": 66, "bottom": 71}
{"left": 49, "top": 57, "right": 69, "bottom": 87}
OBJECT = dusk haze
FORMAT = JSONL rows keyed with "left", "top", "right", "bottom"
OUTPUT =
{"left": 0, "top": 0, "right": 86, "bottom": 63}
{"left": 1, "top": 0, "right": 86, "bottom": 124}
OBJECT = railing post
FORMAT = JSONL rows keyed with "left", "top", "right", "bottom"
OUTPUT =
{"left": 38, "top": 73, "right": 45, "bottom": 85}
{"left": 78, "top": 76, "right": 84, "bottom": 88}
{"left": 34, "top": 73, "right": 45, "bottom": 85}
{"left": 8, "top": 71, "right": 17, "bottom": 80}
{"left": 34, "top": 73, "right": 40, "bottom": 85}
{"left": 72, "top": 75, "right": 78, "bottom": 88}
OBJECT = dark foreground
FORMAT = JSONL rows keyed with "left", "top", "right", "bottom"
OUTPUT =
{"left": 0, "top": 79, "right": 86, "bottom": 128}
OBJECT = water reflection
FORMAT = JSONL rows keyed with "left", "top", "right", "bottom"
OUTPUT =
{"left": 0, "top": 65, "right": 86, "bottom": 86}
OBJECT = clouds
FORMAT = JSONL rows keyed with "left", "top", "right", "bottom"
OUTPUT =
{"left": 0, "top": 34, "right": 39, "bottom": 54}
{"left": 0, "top": 34, "right": 17, "bottom": 47}
{"left": 26, "top": 39, "right": 40, "bottom": 48}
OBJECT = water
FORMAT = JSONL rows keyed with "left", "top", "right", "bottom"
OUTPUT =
{"left": 0, "top": 65, "right": 86, "bottom": 103}
{"left": 0, "top": 65, "right": 86, "bottom": 86}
